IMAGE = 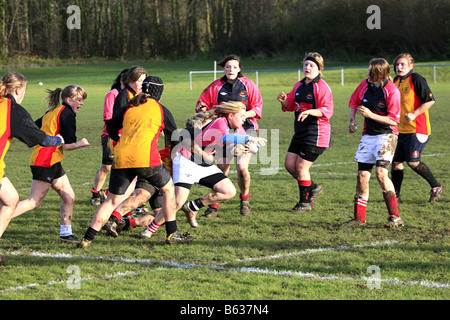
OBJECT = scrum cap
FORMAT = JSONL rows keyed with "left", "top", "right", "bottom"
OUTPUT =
{"left": 142, "top": 76, "right": 164, "bottom": 101}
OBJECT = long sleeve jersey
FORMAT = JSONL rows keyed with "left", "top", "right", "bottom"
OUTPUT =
{"left": 349, "top": 79, "right": 401, "bottom": 136}
{"left": 196, "top": 75, "right": 263, "bottom": 131}
{"left": 282, "top": 76, "right": 334, "bottom": 148}
{"left": 0, "top": 95, "right": 50, "bottom": 177}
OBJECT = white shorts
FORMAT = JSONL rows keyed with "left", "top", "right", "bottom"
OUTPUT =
{"left": 172, "top": 153, "right": 224, "bottom": 186}
{"left": 354, "top": 133, "right": 398, "bottom": 164}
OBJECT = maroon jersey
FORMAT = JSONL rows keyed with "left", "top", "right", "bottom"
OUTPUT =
{"left": 196, "top": 75, "right": 263, "bottom": 131}
{"left": 283, "top": 76, "right": 334, "bottom": 148}
{"left": 349, "top": 79, "right": 401, "bottom": 135}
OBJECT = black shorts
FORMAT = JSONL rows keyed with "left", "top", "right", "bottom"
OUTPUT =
{"left": 109, "top": 165, "right": 171, "bottom": 195}
{"left": 149, "top": 190, "right": 163, "bottom": 209}
{"left": 287, "top": 141, "right": 325, "bottom": 162}
{"left": 393, "top": 133, "right": 428, "bottom": 163}
{"left": 102, "top": 136, "right": 114, "bottom": 166}
{"left": 30, "top": 163, "right": 66, "bottom": 184}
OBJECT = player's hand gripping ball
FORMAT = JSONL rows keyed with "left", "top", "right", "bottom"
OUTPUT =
{"left": 226, "top": 143, "right": 247, "bottom": 157}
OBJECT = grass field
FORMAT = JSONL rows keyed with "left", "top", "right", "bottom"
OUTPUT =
{"left": 0, "top": 59, "right": 448, "bottom": 304}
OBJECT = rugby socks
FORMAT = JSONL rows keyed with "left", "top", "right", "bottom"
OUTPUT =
{"left": 240, "top": 193, "right": 251, "bottom": 201}
{"left": 146, "top": 220, "right": 161, "bottom": 235}
{"left": 165, "top": 220, "right": 177, "bottom": 236}
{"left": 186, "top": 199, "right": 205, "bottom": 212}
{"left": 391, "top": 169, "right": 404, "bottom": 197}
{"left": 298, "top": 179, "right": 312, "bottom": 203}
{"left": 383, "top": 191, "right": 399, "bottom": 217}
{"left": 111, "top": 211, "right": 122, "bottom": 221}
{"left": 91, "top": 187, "right": 100, "bottom": 198}
{"left": 60, "top": 225, "right": 73, "bottom": 237}
{"left": 124, "top": 217, "right": 137, "bottom": 230}
{"left": 84, "top": 227, "right": 98, "bottom": 242}
{"left": 354, "top": 196, "right": 367, "bottom": 222}
{"left": 411, "top": 162, "right": 439, "bottom": 188}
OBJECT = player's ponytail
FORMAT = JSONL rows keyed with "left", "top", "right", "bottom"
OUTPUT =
{"left": 44, "top": 88, "right": 63, "bottom": 111}
{"left": 44, "top": 85, "right": 87, "bottom": 111}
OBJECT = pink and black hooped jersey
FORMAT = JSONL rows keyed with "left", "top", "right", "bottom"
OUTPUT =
{"left": 179, "top": 117, "right": 246, "bottom": 166}
{"left": 283, "top": 76, "right": 334, "bottom": 148}
{"left": 196, "top": 75, "right": 263, "bottom": 131}
{"left": 349, "top": 79, "right": 401, "bottom": 136}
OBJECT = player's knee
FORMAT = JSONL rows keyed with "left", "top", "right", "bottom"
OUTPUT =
{"left": 406, "top": 161, "right": 419, "bottom": 169}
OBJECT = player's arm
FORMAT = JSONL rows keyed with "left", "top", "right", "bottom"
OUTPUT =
{"left": 405, "top": 100, "right": 435, "bottom": 122}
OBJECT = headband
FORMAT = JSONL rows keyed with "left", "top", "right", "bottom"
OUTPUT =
{"left": 304, "top": 56, "right": 320, "bottom": 70}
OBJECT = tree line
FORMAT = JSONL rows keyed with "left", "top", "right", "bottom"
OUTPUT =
{"left": 1, "top": 0, "right": 449, "bottom": 62}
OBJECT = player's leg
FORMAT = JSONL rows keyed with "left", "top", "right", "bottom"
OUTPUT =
{"left": 52, "top": 174, "right": 79, "bottom": 242}
{"left": 0, "top": 177, "right": 20, "bottom": 238}
{"left": 12, "top": 179, "right": 52, "bottom": 218}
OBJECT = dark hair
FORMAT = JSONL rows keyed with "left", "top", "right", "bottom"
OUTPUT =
{"left": 44, "top": 85, "right": 87, "bottom": 111}
{"left": 111, "top": 69, "right": 129, "bottom": 90}
{"left": 127, "top": 92, "right": 148, "bottom": 108}
{"left": 126, "top": 66, "right": 147, "bottom": 83}
{"left": 218, "top": 54, "right": 243, "bottom": 70}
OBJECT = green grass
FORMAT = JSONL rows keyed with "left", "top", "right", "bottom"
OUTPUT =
{"left": 0, "top": 60, "right": 448, "bottom": 302}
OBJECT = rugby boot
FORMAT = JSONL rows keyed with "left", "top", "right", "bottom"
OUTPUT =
{"left": 429, "top": 184, "right": 444, "bottom": 203}
{"left": 59, "top": 234, "right": 80, "bottom": 244}
{"left": 103, "top": 216, "right": 126, "bottom": 237}
{"left": 201, "top": 207, "right": 219, "bottom": 218}
{"left": 240, "top": 199, "right": 251, "bottom": 216}
{"left": 182, "top": 203, "right": 198, "bottom": 228}
{"left": 289, "top": 201, "right": 312, "bottom": 212}
{"left": 139, "top": 227, "right": 153, "bottom": 239}
{"left": 76, "top": 238, "right": 92, "bottom": 249}
{"left": 165, "top": 231, "right": 194, "bottom": 245}
{"left": 384, "top": 216, "right": 405, "bottom": 228}
{"left": 340, "top": 218, "right": 366, "bottom": 227}
{"left": 310, "top": 184, "right": 323, "bottom": 205}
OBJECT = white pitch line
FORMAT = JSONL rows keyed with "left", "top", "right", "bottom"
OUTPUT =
{"left": 2, "top": 240, "right": 448, "bottom": 291}
{"left": 0, "top": 269, "right": 169, "bottom": 294}
{"left": 231, "top": 240, "right": 400, "bottom": 263}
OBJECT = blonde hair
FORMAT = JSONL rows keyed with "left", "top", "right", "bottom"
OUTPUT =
{"left": 186, "top": 110, "right": 216, "bottom": 128}
{"left": 393, "top": 53, "right": 414, "bottom": 73}
{"left": 44, "top": 85, "right": 87, "bottom": 111}
{"left": 186, "top": 101, "right": 246, "bottom": 128}
{"left": 368, "top": 58, "right": 391, "bottom": 84}
{"left": 304, "top": 52, "right": 325, "bottom": 75}
{"left": 215, "top": 101, "right": 246, "bottom": 117}
{"left": 0, "top": 72, "right": 27, "bottom": 101}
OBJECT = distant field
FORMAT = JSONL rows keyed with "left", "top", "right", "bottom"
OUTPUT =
{"left": 0, "top": 60, "right": 448, "bottom": 303}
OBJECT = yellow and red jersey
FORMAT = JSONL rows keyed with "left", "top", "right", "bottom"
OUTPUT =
{"left": 29, "top": 103, "right": 77, "bottom": 167}
{"left": 113, "top": 98, "right": 165, "bottom": 169}
{"left": 0, "top": 95, "right": 48, "bottom": 177}
{"left": 394, "top": 71, "right": 434, "bottom": 135}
